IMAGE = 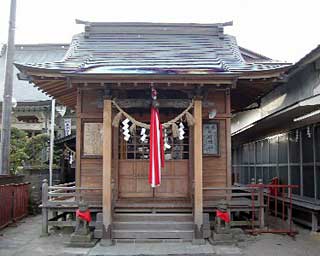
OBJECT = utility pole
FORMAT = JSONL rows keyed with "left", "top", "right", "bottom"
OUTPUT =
{"left": 0, "top": 0, "right": 17, "bottom": 175}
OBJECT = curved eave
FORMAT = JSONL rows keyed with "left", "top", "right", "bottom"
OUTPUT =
{"left": 15, "top": 63, "right": 290, "bottom": 81}
{"left": 238, "top": 65, "right": 291, "bottom": 79}
{"left": 233, "top": 66, "right": 292, "bottom": 111}
{"left": 34, "top": 80, "right": 77, "bottom": 109}
{"left": 15, "top": 62, "right": 291, "bottom": 110}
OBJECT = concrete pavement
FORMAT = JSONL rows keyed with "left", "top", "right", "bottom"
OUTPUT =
{"left": 1, "top": 214, "right": 320, "bottom": 256}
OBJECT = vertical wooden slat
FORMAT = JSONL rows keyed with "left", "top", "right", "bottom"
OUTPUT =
{"left": 189, "top": 127, "right": 194, "bottom": 199}
{"left": 103, "top": 99, "right": 112, "bottom": 228}
{"left": 76, "top": 88, "right": 82, "bottom": 188}
{"left": 226, "top": 90, "right": 232, "bottom": 187}
{"left": 113, "top": 127, "right": 119, "bottom": 201}
{"left": 194, "top": 99, "right": 203, "bottom": 227}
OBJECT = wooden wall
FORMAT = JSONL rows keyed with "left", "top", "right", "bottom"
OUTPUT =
{"left": 75, "top": 87, "right": 231, "bottom": 205}
{"left": 202, "top": 89, "right": 231, "bottom": 202}
{"left": 76, "top": 88, "right": 104, "bottom": 202}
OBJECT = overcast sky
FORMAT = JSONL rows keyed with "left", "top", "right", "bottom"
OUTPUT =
{"left": 0, "top": 0, "right": 319, "bottom": 63}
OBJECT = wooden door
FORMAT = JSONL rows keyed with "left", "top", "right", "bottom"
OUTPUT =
{"left": 118, "top": 120, "right": 190, "bottom": 199}
{"left": 154, "top": 160, "right": 189, "bottom": 198}
{"left": 118, "top": 159, "right": 189, "bottom": 198}
{"left": 118, "top": 160, "right": 153, "bottom": 198}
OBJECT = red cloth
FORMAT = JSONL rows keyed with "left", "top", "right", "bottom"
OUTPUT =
{"left": 216, "top": 210, "right": 230, "bottom": 223}
{"left": 148, "top": 106, "right": 164, "bottom": 187}
{"left": 269, "top": 177, "right": 279, "bottom": 196}
{"left": 76, "top": 209, "right": 92, "bottom": 223}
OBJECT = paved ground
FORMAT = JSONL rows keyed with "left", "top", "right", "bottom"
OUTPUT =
{"left": 0, "top": 215, "right": 319, "bottom": 256}
{"left": 240, "top": 229, "right": 320, "bottom": 256}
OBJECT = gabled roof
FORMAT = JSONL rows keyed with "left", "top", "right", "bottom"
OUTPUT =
{"left": 15, "top": 21, "right": 289, "bottom": 75}
{"left": 14, "top": 21, "right": 292, "bottom": 110}
{"left": 286, "top": 44, "right": 320, "bottom": 76}
{"left": 0, "top": 44, "right": 67, "bottom": 102}
{"left": 231, "top": 45, "right": 320, "bottom": 142}
{"left": 238, "top": 46, "right": 272, "bottom": 63}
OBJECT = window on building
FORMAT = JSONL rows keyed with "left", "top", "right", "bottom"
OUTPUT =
{"left": 119, "top": 124, "right": 189, "bottom": 160}
{"left": 269, "top": 136, "right": 278, "bottom": 165}
{"left": 288, "top": 130, "right": 301, "bottom": 195}
{"left": 278, "top": 134, "right": 289, "bottom": 185}
{"left": 261, "top": 139, "right": 269, "bottom": 164}
{"left": 301, "top": 126, "right": 315, "bottom": 198}
{"left": 289, "top": 130, "right": 300, "bottom": 163}
{"left": 243, "top": 144, "right": 249, "bottom": 164}
{"left": 256, "top": 141, "right": 263, "bottom": 164}
{"left": 278, "top": 134, "right": 288, "bottom": 164}
{"left": 291, "top": 166, "right": 301, "bottom": 195}
{"left": 315, "top": 125, "right": 320, "bottom": 200}
{"left": 232, "top": 124, "right": 320, "bottom": 201}
{"left": 16, "top": 115, "right": 39, "bottom": 123}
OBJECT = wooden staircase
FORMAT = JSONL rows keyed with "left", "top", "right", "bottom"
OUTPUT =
{"left": 112, "top": 213, "right": 194, "bottom": 241}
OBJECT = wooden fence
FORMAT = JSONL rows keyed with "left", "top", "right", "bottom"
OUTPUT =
{"left": 0, "top": 183, "right": 29, "bottom": 229}
{"left": 41, "top": 179, "right": 102, "bottom": 236}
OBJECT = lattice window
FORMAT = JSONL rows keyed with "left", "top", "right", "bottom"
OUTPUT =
{"left": 119, "top": 123, "right": 189, "bottom": 160}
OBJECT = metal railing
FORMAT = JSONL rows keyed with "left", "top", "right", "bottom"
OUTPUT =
{"left": 203, "top": 183, "right": 299, "bottom": 236}
{"left": 247, "top": 183, "right": 298, "bottom": 236}
{"left": 203, "top": 186, "right": 264, "bottom": 228}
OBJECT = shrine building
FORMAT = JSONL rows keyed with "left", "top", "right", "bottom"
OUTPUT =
{"left": 15, "top": 20, "right": 289, "bottom": 242}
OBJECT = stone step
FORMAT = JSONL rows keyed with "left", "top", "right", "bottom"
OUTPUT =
{"left": 113, "top": 221, "right": 194, "bottom": 230}
{"left": 113, "top": 238, "right": 193, "bottom": 243}
{"left": 113, "top": 229, "right": 194, "bottom": 240}
{"left": 114, "top": 213, "right": 193, "bottom": 222}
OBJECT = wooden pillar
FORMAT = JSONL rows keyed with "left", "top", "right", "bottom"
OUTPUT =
{"left": 193, "top": 99, "right": 203, "bottom": 228}
{"left": 75, "top": 88, "right": 81, "bottom": 188}
{"left": 226, "top": 89, "right": 232, "bottom": 187}
{"left": 102, "top": 99, "right": 113, "bottom": 245}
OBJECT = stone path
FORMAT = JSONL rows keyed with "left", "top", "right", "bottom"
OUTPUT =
{"left": 0, "top": 215, "right": 89, "bottom": 256}
{"left": 0, "top": 215, "right": 241, "bottom": 256}
{"left": 0, "top": 214, "right": 320, "bottom": 255}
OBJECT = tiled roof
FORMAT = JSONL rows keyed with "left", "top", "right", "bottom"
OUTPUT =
{"left": 0, "top": 44, "right": 68, "bottom": 102}
{"left": 16, "top": 22, "right": 289, "bottom": 75}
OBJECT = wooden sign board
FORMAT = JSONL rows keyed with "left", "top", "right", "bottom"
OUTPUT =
{"left": 203, "top": 122, "right": 219, "bottom": 155}
{"left": 83, "top": 122, "right": 103, "bottom": 156}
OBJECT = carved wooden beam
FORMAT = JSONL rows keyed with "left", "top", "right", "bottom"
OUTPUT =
{"left": 114, "top": 99, "right": 191, "bottom": 109}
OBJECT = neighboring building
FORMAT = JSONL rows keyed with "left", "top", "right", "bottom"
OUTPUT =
{"left": 0, "top": 44, "right": 76, "bottom": 182}
{"left": 16, "top": 21, "right": 289, "bottom": 242}
{"left": 232, "top": 45, "right": 320, "bottom": 231}
{"left": 0, "top": 44, "right": 76, "bottom": 138}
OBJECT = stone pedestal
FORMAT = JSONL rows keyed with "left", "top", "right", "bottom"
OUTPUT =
{"left": 210, "top": 228, "right": 248, "bottom": 245}
{"left": 69, "top": 232, "right": 97, "bottom": 247}
{"left": 68, "top": 201, "right": 97, "bottom": 247}
{"left": 94, "top": 212, "right": 103, "bottom": 238}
